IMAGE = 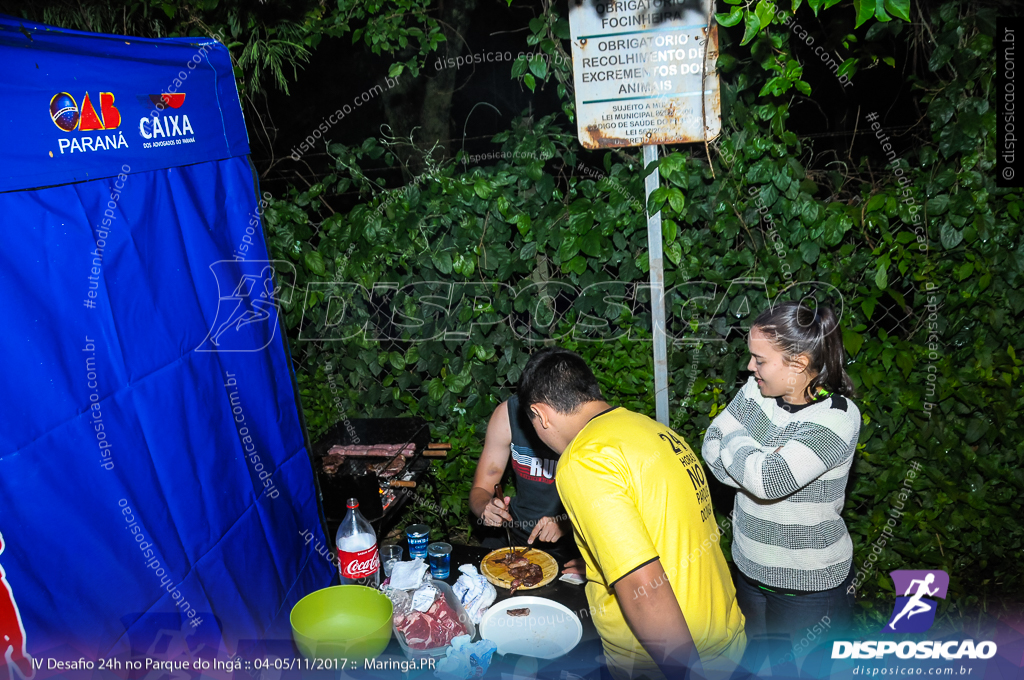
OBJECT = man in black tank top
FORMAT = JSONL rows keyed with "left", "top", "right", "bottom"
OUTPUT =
{"left": 470, "top": 395, "right": 578, "bottom": 563}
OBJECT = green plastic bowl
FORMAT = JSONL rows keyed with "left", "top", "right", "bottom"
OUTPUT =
{"left": 290, "top": 585, "right": 393, "bottom": 660}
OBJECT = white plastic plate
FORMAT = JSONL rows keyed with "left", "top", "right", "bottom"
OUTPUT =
{"left": 478, "top": 596, "right": 583, "bottom": 659}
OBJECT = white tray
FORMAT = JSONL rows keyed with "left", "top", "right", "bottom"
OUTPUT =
{"left": 394, "top": 580, "right": 476, "bottom": 659}
{"left": 478, "top": 596, "right": 582, "bottom": 659}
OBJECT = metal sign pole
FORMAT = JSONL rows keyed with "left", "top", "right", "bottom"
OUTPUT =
{"left": 643, "top": 144, "right": 669, "bottom": 426}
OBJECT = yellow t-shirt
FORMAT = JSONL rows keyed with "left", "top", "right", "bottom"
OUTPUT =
{"left": 556, "top": 408, "right": 746, "bottom": 679}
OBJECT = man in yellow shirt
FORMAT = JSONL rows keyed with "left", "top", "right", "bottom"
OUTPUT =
{"left": 518, "top": 347, "right": 746, "bottom": 680}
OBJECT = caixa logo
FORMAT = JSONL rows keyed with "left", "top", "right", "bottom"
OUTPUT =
{"left": 138, "top": 94, "right": 196, "bottom": 148}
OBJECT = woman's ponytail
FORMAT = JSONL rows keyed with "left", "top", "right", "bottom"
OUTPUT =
{"left": 752, "top": 301, "right": 855, "bottom": 400}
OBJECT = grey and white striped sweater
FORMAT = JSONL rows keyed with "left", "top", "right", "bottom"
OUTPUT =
{"left": 702, "top": 376, "right": 861, "bottom": 592}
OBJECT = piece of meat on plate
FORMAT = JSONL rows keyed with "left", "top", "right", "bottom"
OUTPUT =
{"left": 506, "top": 608, "right": 530, "bottom": 617}
{"left": 396, "top": 612, "right": 435, "bottom": 650}
{"left": 492, "top": 550, "right": 531, "bottom": 569}
{"left": 396, "top": 599, "right": 467, "bottom": 650}
{"left": 508, "top": 562, "right": 544, "bottom": 594}
{"left": 425, "top": 598, "right": 467, "bottom": 647}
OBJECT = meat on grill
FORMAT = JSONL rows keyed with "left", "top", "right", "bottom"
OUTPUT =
{"left": 321, "top": 452, "right": 346, "bottom": 474}
{"left": 328, "top": 443, "right": 416, "bottom": 458}
{"left": 321, "top": 444, "right": 415, "bottom": 476}
{"left": 394, "top": 597, "right": 467, "bottom": 650}
{"left": 368, "top": 456, "right": 406, "bottom": 478}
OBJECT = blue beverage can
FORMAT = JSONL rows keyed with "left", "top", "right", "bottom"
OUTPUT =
{"left": 405, "top": 524, "right": 430, "bottom": 559}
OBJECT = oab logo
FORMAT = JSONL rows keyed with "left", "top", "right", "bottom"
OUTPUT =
{"left": 49, "top": 91, "right": 121, "bottom": 132}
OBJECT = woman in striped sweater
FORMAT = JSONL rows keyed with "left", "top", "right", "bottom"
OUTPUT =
{"left": 702, "top": 301, "right": 861, "bottom": 648}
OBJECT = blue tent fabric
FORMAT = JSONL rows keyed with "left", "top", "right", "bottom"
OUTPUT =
{"left": 0, "top": 16, "right": 334, "bottom": 657}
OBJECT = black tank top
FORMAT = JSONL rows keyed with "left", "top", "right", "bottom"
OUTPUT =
{"left": 505, "top": 395, "right": 566, "bottom": 538}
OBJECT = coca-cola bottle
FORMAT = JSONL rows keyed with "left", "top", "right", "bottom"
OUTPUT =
{"left": 336, "top": 498, "right": 380, "bottom": 587}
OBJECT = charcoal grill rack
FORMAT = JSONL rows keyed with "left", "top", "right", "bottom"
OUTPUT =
{"left": 312, "top": 417, "right": 431, "bottom": 537}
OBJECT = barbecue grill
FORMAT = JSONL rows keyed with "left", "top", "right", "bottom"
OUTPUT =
{"left": 312, "top": 417, "right": 433, "bottom": 537}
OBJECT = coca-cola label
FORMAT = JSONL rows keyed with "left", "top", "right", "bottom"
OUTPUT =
{"left": 339, "top": 545, "right": 379, "bottom": 579}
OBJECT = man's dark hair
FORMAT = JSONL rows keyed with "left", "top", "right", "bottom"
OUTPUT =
{"left": 517, "top": 347, "right": 604, "bottom": 417}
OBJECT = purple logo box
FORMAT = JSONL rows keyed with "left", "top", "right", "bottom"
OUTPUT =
{"left": 882, "top": 569, "right": 950, "bottom": 634}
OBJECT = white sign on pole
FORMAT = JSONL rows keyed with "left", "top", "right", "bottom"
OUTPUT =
{"left": 568, "top": 0, "right": 721, "bottom": 149}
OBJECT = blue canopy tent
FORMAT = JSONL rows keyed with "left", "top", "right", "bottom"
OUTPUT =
{"left": 0, "top": 16, "right": 334, "bottom": 663}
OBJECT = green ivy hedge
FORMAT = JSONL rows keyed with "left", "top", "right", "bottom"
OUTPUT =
{"left": 263, "top": 0, "right": 1023, "bottom": 625}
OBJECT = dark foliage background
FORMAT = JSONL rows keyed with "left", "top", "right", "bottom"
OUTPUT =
{"left": 11, "top": 0, "right": 1022, "bottom": 629}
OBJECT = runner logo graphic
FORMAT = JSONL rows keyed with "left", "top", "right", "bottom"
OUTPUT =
{"left": 197, "top": 260, "right": 295, "bottom": 353}
{"left": 882, "top": 569, "right": 949, "bottom": 634}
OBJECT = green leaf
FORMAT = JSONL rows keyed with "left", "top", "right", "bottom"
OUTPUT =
{"left": 428, "top": 377, "right": 446, "bottom": 402}
{"left": 939, "top": 223, "right": 963, "bottom": 249}
{"left": 957, "top": 262, "right": 975, "bottom": 280}
{"left": 964, "top": 418, "right": 989, "bottom": 444}
{"left": 649, "top": 186, "right": 669, "bottom": 213}
{"left": 740, "top": 10, "right": 761, "bottom": 46}
{"left": 511, "top": 56, "right": 529, "bottom": 78}
{"left": 528, "top": 54, "right": 548, "bottom": 80}
{"left": 433, "top": 252, "right": 453, "bottom": 274}
{"left": 884, "top": 0, "right": 911, "bottom": 21}
{"left": 716, "top": 7, "right": 744, "bottom": 27}
{"left": 473, "top": 178, "right": 493, "bottom": 199}
{"left": 755, "top": 0, "right": 775, "bottom": 30}
{"left": 928, "top": 97, "right": 955, "bottom": 124}
{"left": 566, "top": 255, "right": 588, "bottom": 275}
{"left": 667, "top": 188, "right": 686, "bottom": 213}
{"left": 389, "top": 351, "right": 406, "bottom": 370}
{"left": 799, "top": 241, "right": 821, "bottom": 264}
{"left": 843, "top": 329, "right": 864, "bottom": 357}
{"left": 304, "top": 251, "right": 326, "bottom": 276}
{"left": 894, "top": 351, "right": 913, "bottom": 378}
{"left": 666, "top": 241, "right": 683, "bottom": 266}
{"left": 929, "top": 45, "right": 953, "bottom": 72}
{"left": 926, "top": 195, "right": 950, "bottom": 215}
{"left": 524, "top": 73, "right": 536, "bottom": 92}
{"left": 853, "top": 0, "right": 875, "bottom": 27}
{"left": 801, "top": 201, "right": 820, "bottom": 224}
{"left": 874, "top": 263, "right": 888, "bottom": 289}
{"left": 388, "top": 62, "right": 405, "bottom": 78}
{"left": 862, "top": 297, "right": 877, "bottom": 320}
{"left": 663, "top": 219, "right": 679, "bottom": 244}
{"left": 581, "top": 232, "right": 603, "bottom": 257}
